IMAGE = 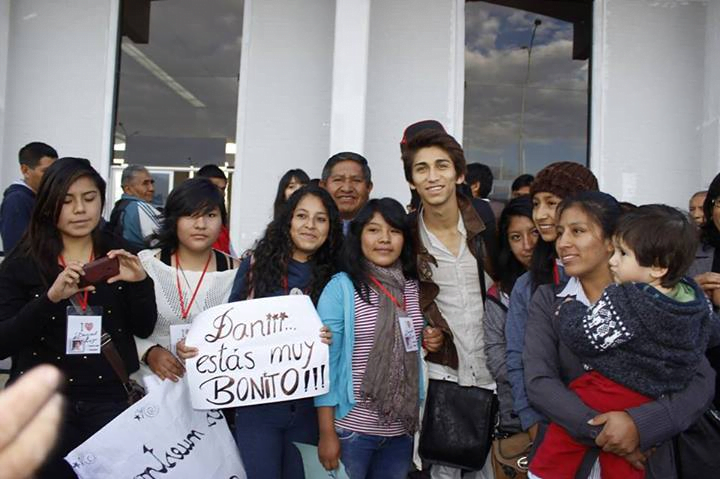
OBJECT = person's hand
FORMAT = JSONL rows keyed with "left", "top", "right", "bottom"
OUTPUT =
{"left": 589, "top": 411, "right": 639, "bottom": 455}
{"left": 146, "top": 346, "right": 185, "bottom": 382}
{"left": 106, "top": 250, "right": 147, "bottom": 284}
{"left": 695, "top": 272, "right": 720, "bottom": 295}
{"left": 176, "top": 339, "right": 199, "bottom": 361}
{"left": 422, "top": 326, "right": 444, "bottom": 353}
{"left": 318, "top": 430, "right": 341, "bottom": 471}
{"left": 621, "top": 448, "right": 649, "bottom": 471}
{"left": 0, "top": 365, "right": 63, "bottom": 479}
{"left": 319, "top": 326, "right": 332, "bottom": 345}
{"left": 527, "top": 423, "right": 540, "bottom": 442}
{"left": 47, "top": 261, "right": 93, "bottom": 303}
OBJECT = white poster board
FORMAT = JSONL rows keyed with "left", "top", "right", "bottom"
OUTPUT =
{"left": 185, "top": 295, "right": 329, "bottom": 409}
{"left": 65, "top": 377, "right": 245, "bottom": 479}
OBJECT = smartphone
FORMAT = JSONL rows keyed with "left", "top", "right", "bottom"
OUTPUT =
{"left": 78, "top": 256, "right": 120, "bottom": 288}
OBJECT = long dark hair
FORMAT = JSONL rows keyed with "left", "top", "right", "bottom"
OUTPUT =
{"left": 701, "top": 172, "right": 720, "bottom": 248}
{"left": 495, "top": 196, "right": 535, "bottom": 295}
{"left": 273, "top": 169, "right": 310, "bottom": 220}
{"left": 342, "top": 198, "right": 416, "bottom": 303}
{"left": 10, "top": 157, "right": 107, "bottom": 281}
{"left": 152, "top": 178, "right": 227, "bottom": 253}
{"left": 529, "top": 239, "right": 557, "bottom": 291}
{"left": 249, "top": 185, "right": 342, "bottom": 303}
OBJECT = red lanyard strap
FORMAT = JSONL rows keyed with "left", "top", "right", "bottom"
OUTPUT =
{"left": 369, "top": 276, "right": 404, "bottom": 310}
{"left": 59, "top": 252, "right": 93, "bottom": 312}
{"left": 175, "top": 251, "right": 212, "bottom": 320}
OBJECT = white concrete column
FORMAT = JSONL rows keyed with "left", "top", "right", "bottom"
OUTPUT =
{"left": 701, "top": 0, "right": 720, "bottom": 186}
{"left": 0, "top": 0, "right": 120, "bottom": 189}
{"left": 328, "top": 0, "right": 371, "bottom": 155}
{"left": 231, "top": 0, "right": 335, "bottom": 252}
{"left": 0, "top": 0, "right": 10, "bottom": 174}
{"left": 363, "top": 0, "right": 461, "bottom": 202}
{"left": 231, "top": 0, "right": 464, "bottom": 251}
{"left": 590, "top": 0, "right": 706, "bottom": 207}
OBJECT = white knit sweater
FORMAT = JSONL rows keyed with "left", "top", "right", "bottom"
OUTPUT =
{"left": 135, "top": 248, "right": 237, "bottom": 364}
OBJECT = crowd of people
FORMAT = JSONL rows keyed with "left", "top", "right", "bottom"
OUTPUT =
{"left": 0, "top": 119, "right": 718, "bottom": 479}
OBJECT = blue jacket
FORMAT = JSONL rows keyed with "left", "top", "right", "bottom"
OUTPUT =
{"left": 0, "top": 182, "right": 35, "bottom": 253}
{"left": 113, "top": 194, "right": 160, "bottom": 251}
{"left": 505, "top": 268, "right": 568, "bottom": 430}
{"left": 313, "top": 273, "right": 425, "bottom": 419}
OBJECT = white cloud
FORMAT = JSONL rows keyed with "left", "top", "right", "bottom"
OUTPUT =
{"left": 463, "top": 11, "right": 589, "bottom": 163}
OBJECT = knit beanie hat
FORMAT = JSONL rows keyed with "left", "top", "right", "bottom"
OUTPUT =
{"left": 530, "top": 161, "right": 598, "bottom": 199}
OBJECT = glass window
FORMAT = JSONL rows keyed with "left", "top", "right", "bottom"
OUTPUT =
{"left": 113, "top": 0, "right": 243, "bottom": 209}
{"left": 464, "top": 0, "right": 591, "bottom": 199}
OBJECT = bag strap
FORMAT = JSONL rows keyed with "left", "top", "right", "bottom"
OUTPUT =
{"left": 100, "top": 332, "right": 133, "bottom": 392}
{"left": 474, "top": 235, "right": 487, "bottom": 303}
{"left": 214, "top": 249, "right": 232, "bottom": 271}
{"left": 485, "top": 293, "right": 507, "bottom": 313}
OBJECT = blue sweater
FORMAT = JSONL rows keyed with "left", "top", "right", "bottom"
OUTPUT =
{"left": 0, "top": 182, "right": 34, "bottom": 253}
{"left": 313, "top": 273, "right": 425, "bottom": 419}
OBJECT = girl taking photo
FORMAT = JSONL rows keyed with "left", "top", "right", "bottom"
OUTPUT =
{"left": 0, "top": 157, "right": 157, "bottom": 478}
{"left": 316, "top": 198, "right": 434, "bottom": 479}
{"left": 137, "top": 177, "right": 238, "bottom": 382}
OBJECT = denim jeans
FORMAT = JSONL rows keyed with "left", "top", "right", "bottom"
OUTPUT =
{"left": 336, "top": 427, "right": 412, "bottom": 479}
{"left": 234, "top": 398, "right": 318, "bottom": 479}
{"left": 38, "top": 398, "right": 129, "bottom": 479}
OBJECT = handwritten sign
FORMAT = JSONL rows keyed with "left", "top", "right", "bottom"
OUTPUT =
{"left": 185, "top": 295, "right": 329, "bottom": 409}
{"left": 66, "top": 376, "right": 245, "bottom": 479}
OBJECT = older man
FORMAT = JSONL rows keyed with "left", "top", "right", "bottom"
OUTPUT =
{"left": 107, "top": 164, "right": 160, "bottom": 252}
{"left": 320, "top": 152, "right": 373, "bottom": 234}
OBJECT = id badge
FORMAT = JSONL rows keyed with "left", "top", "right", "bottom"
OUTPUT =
{"left": 169, "top": 324, "right": 192, "bottom": 357}
{"left": 66, "top": 305, "right": 103, "bottom": 355}
{"left": 398, "top": 315, "right": 418, "bottom": 352}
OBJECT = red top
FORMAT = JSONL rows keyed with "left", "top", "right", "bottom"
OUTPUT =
{"left": 212, "top": 224, "right": 231, "bottom": 254}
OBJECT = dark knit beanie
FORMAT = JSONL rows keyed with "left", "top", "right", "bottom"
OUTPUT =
{"left": 530, "top": 161, "right": 598, "bottom": 199}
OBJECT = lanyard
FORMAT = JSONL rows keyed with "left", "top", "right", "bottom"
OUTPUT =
{"left": 281, "top": 275, "right": 289, "bottom": 294}
{"left": 59, "top": 251, "right": 93, "bottom": 313}
{"left": 175, "top": 251, "right": 212, "bottom": 320}
{"left": 369, "top": 275, "right": 404, "bottom": 310}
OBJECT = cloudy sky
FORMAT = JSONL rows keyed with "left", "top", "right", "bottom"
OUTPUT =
{"left": 463, "top": 2, "right": 589, "bottom": 188}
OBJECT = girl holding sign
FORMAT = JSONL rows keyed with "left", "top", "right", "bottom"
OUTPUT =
{"left": 316, "top": 198, "right": 437, "bottom": 479}
{"left": 0, "top": 157, "right": 157, "bottom": 479}
{"left": 136, "top": 178, "right": 239, "bottom": 382}
{"left": 208, "top": 184, "right": 341, "bottom": 479}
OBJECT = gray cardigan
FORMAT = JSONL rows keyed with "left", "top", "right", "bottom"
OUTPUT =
{"left": 524, "top": 284, "right": 715, "bottom": 479}
{"left": 483, "top": 292, "right": 522, "bottom": 432}
{"left": 688, "top": 243, "right": 714, "bottom": 279}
